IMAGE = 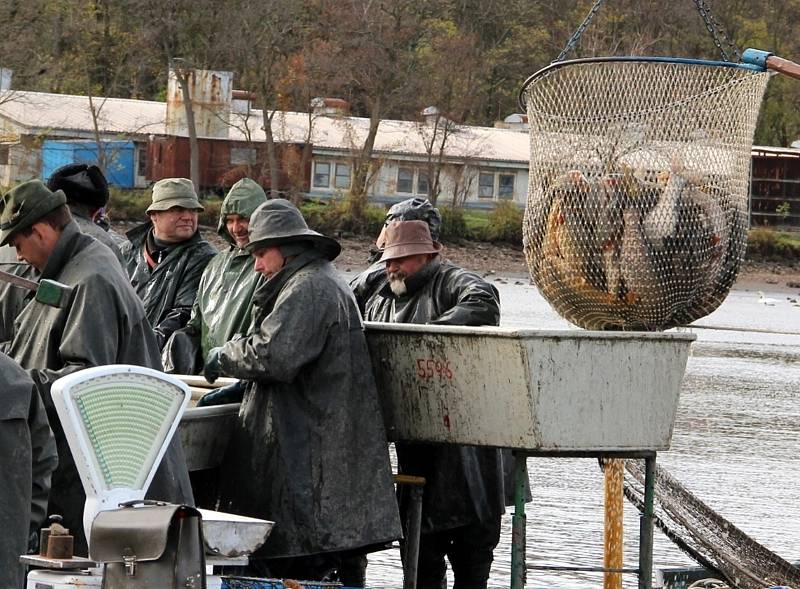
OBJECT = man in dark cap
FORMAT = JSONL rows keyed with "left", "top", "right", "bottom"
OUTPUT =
{"left": 364, "top": 220, "right": 505, "bottom": 589}
{"left": 0, "top": 351, "right": 57, "bottom": 588}
{"left": 201, "top": 199, "right": 401, "bottom": 584}
{"left": 46, "top": 163, "right": 125, "bottom": 263}
{"left": 121, "top": 177, "right": 216, "bottom": 350}
{"left": 350, "top": 197, "right": 442, "bottom": 313}
{"left": 0, "top": 179, "right": 193, "bottom": 556}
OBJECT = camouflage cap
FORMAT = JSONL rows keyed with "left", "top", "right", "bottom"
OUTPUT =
{"left": 146, "top": 178, "right": 204, "bottom": 213}
{"left": 0, "top": 179, "right": 67, "bottom": 246}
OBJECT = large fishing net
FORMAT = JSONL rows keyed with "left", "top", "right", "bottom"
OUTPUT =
{"left": 520, "top": 59, "right": 770, "bottom": 330}
{"left": 624, "top": 460, "right": 800, "bottom": 589}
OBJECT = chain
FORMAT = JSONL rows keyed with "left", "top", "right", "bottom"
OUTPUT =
{"left": 554, "top": 0, "right": 608, "bottom": 63}
{"left": 692, "top": 0, "right": 741, "bottom": 62}
{"left": 555, "top": 0, "right": 741, "bottom": 63}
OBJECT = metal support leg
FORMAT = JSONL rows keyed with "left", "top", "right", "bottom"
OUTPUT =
{"left": 395, "top": 474, "right": 425, "bottom": 589}
{"left": 511, "top": 452, "right": 528, "bottom": 589}
{"left": 638, "top": 455, "right": 655, "bottom": 589}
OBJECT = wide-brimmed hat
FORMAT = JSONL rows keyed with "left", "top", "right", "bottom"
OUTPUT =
{"left": 146, "top": 178, "right": 204, "bottom": 213}
{"left": 47, "top": 163, "right": 109, "bottom": 208}
{"left": 0, "top": 180, "right": 67, "bottom": 246}
{"left": 246, "top": 198, "right": 341, "bottom": 260}
{"left": 378, "top": 220, "right": 443, "bottom": 263}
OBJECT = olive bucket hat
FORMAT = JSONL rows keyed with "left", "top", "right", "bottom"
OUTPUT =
{"left": 246, "top": 199, "right": 341, "bottom": 261}
{"left": 0, "top": 180, "right": 67, "bottom": 246}
{"left": 146, "top": 178, "right": 204, "bottom": 213}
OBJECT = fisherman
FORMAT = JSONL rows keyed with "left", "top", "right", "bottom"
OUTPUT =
{"left": 0, "top": 179, "right": 193, "bottom": 556}
{"left": 46, "top": 163, "right": 126, "bottom": 263}
{"left": 0, "top": 164, "right": 123, "bottom": 341}
{"left": 0, "top": 351, "right": 57, "bottom": 588}
{"left": 350, "top": 197, "right": 442, "bottom": 312}
{"left": 120, "top": 177, "right": 216, "bottom": 349}
{"left": 162, "top": 178, "right": 267, "bottom": 374}
{"left": 200, "top": 199, "right": 401, "bottom": 584}
{"left": 363, "top": 220, "right": 506, "bottom": 589}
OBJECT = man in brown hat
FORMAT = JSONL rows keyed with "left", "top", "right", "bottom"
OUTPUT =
{"left": 201, "top": 198, "right": 401, "bottom": 585}
{"left": 120, "top": 177, "right": 216, "bottom": 349}
{"left": 363, "top": 220, "right": 505, "bottom": 589}
{"left": 0, "top": 179, "right": 193, "bottom": 556}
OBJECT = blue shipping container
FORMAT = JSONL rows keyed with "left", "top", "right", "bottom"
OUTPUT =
{"left": 41, "top": 139, "right": 137, "bottom": 188}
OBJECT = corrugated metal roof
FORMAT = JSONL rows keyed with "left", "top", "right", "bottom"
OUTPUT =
{"left": 0, "top": 89, "right": 531, "bottom": 164}
{"left": 0, "top": 90, "right": 165, "bottom": 137}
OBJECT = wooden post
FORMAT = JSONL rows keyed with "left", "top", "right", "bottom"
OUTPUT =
{"left": 604, "top": 459, "right": 624, "bottom": 589}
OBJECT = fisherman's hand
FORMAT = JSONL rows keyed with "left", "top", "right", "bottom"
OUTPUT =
{"left": 197, "top": 381, "right": 245, "bottom": 407}
{"left": 203, "top": 347, "right": 223, "bottom": 384}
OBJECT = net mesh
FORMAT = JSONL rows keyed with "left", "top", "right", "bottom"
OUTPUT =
{"left": 521, "top": 60, "right": 770, "bottom": 330}
{"left": 624, "top": 460, "right": 800, "bottom": 589}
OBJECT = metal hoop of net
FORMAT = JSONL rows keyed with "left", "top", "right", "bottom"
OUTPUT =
{"left": 520, "top": 58, "right": 770, "bottom": 331}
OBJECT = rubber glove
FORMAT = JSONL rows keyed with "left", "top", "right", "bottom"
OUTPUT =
{"left": 196, "top": 381, "right": 245, "bottom": 407}
{"left": 203, "top": 346, "right": 223, "bottom": 384}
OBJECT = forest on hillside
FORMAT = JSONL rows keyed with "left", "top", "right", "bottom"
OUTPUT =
{"left": 1, "top": 0, "right": 799, "bottom": 147}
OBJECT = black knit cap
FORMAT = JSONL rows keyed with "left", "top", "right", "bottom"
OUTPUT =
{"left": 46, "top": 163, "right": 109, "bottom": 208}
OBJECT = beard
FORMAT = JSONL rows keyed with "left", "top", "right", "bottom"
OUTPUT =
{"left": 387, "top": 270, "right": 408, "bottom": 296}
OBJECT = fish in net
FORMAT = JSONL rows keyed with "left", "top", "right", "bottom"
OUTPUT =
{"left": 520, "top": 59, "right": 770, "bottom": 330}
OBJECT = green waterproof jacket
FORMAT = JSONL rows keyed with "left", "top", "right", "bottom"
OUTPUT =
{"left": 163, "top": 180, "right": 265, "bottom": 373}
{"left": 7, "top": 221, "right": 194, "bottom": 555}
{"left": 216, "top": 249, "right": 401, "bottom": 559}
{"left": 120, "top": 222, "right": 217, "bottom": 350}
{"left": 0, "top": 352, "right": 57, "bottom": 589}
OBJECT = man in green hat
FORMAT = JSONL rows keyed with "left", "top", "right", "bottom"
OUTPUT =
{"left": 0, "top": 179, "right": 193, "bottom": 556}
{"left": 120, "top": 177, "right": 217, "bottom": 350}
{"left": 201, "top": 199, "right": 401, "bottom": 584}
{"left": 162, "top": 178, "right": 267, "bottom": 375}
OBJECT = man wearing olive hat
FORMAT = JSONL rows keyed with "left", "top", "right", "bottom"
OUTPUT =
{"left": 0, "top": 179, "right": 193, "bottom": 556}
{"left": 0, "top": 164, "right": 124, "bottom": 341}
{"left": 120, "top": 177, "right": 216, "bottom": 350}
{"left": 364, "top": 220, "right": 504, "bottom": 589}
{"left": 162, "top": 178, "right": 267, "bottom": 375}
{"left": 202, "top": 199, "right": 401, "bottom": 584}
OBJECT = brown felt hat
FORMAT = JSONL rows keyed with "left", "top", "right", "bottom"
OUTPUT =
{"left": 378, "top": 220, "right": 443, "bottom": 263}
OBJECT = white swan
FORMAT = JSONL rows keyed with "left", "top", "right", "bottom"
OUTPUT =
{"left": 757, "top": 291, "right": 779, "bottom": 306}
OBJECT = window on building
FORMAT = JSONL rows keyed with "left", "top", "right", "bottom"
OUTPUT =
{"left": 0, "top": 146, "right": 9, "bottom": 166}
{"left": 397, "top": 167, "right": 414, "bottom": 193}
{"left": 498, "top": 174, "right": 515, "bottom": 199}
{"left": 334, "top": 163, "right": 351, "bottom": 189}
{"left": 478, "top": 172, "right": 494, "bottom": 198}
{"left": 313, "top": 161, "right": 331, "bottom": 188}
{"left": 231, "top": 147, "right": 257, "bottom": 166}
{"left": 417, "top": 170, "right": 429, "bottom": 195}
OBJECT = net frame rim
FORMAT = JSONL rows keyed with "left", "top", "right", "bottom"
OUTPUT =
{"left": 517, "top": 55, "right": 766, "bottom": 111}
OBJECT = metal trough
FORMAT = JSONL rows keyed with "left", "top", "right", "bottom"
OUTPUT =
{"left": 364, "top": 323, "right": 695, "bottom": 453}
{"left": 179, "top": 403, "right": 239, "bottom": 471}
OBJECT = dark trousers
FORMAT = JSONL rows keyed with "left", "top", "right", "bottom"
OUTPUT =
{"left": 404, "top": 517, "right": 502, "bottom": 589}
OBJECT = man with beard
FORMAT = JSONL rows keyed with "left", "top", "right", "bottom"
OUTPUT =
{"left": 0, "top": 179, "right": 193, "bottom": 555}
{"left": 120, "top": 178, "right": 216, "bottom": 350}
{"left": 363, "top": 220, "right": 505, "bottom": 589}
{"left": 202, "top": 199, "right": 400, "bottom": 585}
